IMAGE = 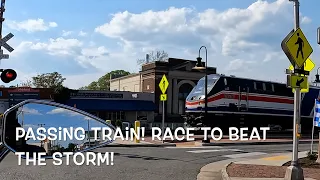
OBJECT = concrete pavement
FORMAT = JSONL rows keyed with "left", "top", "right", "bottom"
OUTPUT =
{"left": 0, "top": 144, "right": 316, "bottom": 180}
{"left": 197, "top": 150, "right": 318, "bottom": 180}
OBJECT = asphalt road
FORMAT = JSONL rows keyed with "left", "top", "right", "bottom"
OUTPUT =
{"left": 0, "top": 143, "right": 317, "bottom": 180}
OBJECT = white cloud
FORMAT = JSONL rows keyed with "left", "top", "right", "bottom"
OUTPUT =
{"left": 92, "top": 0, "right": 312, "bottom": 84}
{"left": 62, "top": 30, "right": 73, "bottom": 36}
{"left": 301, "top": 16, "right": 311, "bottom": 24}
{"left": 21, "top": 107, "right": 42, "bottom": 115}
{"left": 78, "top": 31, "right": 87, "bottom": 36}
{"left": 6, "top": 18, "right": 58, "bottom": 33}
{"left": 29, "top": 37, "right": 83, "bottom": 56}
{"left": 8, "top": 0, "right": 315, "bottom": 89}
{"left": 225, "top": 59, "right": 256, "bottom": 71}
{"left": 47, "top": 108, "right": 79, "bottom": 116}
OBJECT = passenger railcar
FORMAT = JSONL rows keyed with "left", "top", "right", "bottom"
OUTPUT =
{"left": 184, "top": 74, "right": 320, "bottom": 132}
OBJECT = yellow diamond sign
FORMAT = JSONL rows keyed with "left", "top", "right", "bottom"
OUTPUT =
{"left": 284, "top": 28, "right": 313, "bottom": 68}
{"left": 289, "top": 58, "right": 315, "bottom": 72}
{"left": 159, "top": 74, "right": 169, "bottom": 94}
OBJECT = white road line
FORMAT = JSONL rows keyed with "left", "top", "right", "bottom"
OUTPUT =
{"left": 165, "top": 146, "right": 223, "bottom": 149}
{"left": 186, "top": 149, "right": 243, "bottom": 153}
{"left": 223, "top": 152, "right": 267, "bottom": 158}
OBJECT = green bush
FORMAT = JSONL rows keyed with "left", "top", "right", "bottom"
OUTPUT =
{"left": 307, "top": 151, "right": 318, "bottom": 160}
{"left": 115, "top": 119, "right": 122, "bottom": 128}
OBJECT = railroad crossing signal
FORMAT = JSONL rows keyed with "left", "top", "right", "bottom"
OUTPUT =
{"left": 0, "top": 32, "right": 14, "bottom": 53}
{"left": 282, "top": 28, "right": 313, "bottom": 68}
{"left": 0, "top": 69, "right": 17, "bottom": 83}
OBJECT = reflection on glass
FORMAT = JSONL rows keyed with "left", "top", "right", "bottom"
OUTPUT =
{"left": 187, "top": 74, "right": 220, "bottom": 97}
{"left": 5, "top": 103, "right": 112, "bottom": 157}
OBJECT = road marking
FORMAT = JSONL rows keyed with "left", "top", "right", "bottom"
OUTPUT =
{"left": 260, "top": 155, "right": 289, "bottom": 161}
{"left": 186, "top": 149, "right": 243, "bottom": 153}
{"left": 223, "top": 152, "right": 267, "bottom": 158}
{"left": 165, "top": 146, "right": 223, "bottom": 149}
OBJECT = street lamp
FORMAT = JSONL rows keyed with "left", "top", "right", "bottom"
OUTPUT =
{"left": 192, "top": 46, "right": 210, "bottom": 143}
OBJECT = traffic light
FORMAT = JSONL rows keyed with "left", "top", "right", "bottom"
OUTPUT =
{"left": 1, "top": 69, "right": 17, "bottom": 83}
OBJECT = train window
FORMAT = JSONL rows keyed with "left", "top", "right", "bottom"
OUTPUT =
{"left": 271, "top": 84, "right": 275, "bottom": 91}
{"left": 256, "top": 82, "right": 263, "bottom": 90}
{"left": 262, "top": 83, "right": 266, "bottom": 91}
{"left": 224, "top": 78, "right": 227, "bottom": 85}
{"left": 265, "top": 83, "right": 273, "bottom": 91}
{"left": 253, "top": 82, "right": 257, "bottom": 90}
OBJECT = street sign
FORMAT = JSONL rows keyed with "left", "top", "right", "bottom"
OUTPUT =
{"left": 159, "top": 74, "right": 169, "bottom": 94}
{"left": 292, "top": 82, "right": 309, "bottom": 93}
{"left": 160, "top": 94, "right": 167, "bottom": 101}
{"left": 282, "top": 28, "right": 313, "bottom": 68}
{"left": 0, "top": 54, "right": 9, "bottom": 59}
{"left": 0, "top": 33, "right": 14, "bottom": 52}
{"left": 289, "top": 58, "right": 315, "bottom": 72}
{"left": 289, "top": 75, "right": 308, "bottom": 89}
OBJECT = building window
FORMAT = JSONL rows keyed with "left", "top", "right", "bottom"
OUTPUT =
{"left": 147, "top": 85, "right": 150, "bottom": 90}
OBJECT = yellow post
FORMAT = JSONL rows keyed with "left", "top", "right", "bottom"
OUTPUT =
{"left": 134, "top": 121, "right": 140, "bottom": 143}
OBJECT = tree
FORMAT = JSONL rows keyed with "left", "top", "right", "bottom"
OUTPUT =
{"left": 32, "top": 72, "right": 66, "bottom": 91}
{"left": 67, "top": 143, "right": 77, "bottom": 152}
{"left": 137, "top": 50, "right": 169, "bottom": 66}
{"left": 79, "top": 70, "right": 130, "bottom": 90}
{"left": 19, "top": 79, "right": 33, "bottom": 87}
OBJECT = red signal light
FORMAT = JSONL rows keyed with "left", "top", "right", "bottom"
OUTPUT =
{"left": 1, "top": 69, "right": 17, "bottom": 83}
{"left": 6, "top": 72, "right": 13, "bottom": 78}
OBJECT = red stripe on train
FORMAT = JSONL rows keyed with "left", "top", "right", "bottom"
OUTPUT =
{"left": 186, "top": 93, "right": 294, "bottom": 105}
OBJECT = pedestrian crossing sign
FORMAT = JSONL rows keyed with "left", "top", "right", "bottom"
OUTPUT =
{"left": 284, "top": 28, "right": 313, "bottom": 68}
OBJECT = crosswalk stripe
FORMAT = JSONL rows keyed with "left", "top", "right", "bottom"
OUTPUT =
{"left": 223, "top": 152, "right": 267, "bottom": 158}
{"left": 186, "top": 149, "right": 243, "bottom": 153}
{"left": 165, "top": 146, "right": 223, "bottom": 149}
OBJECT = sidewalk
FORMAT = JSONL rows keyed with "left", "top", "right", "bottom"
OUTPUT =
{"left": 197, "top": 151, "right": 319, "bottom": 180}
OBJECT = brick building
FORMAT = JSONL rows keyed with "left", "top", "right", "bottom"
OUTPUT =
{"left": 110, "top": 58, "right": 217, "bottom": 127}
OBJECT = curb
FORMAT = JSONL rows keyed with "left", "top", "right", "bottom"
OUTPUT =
{"left": 106, "top": 143, "right": 176, "bottom": 147}
{"left": 221, "top": 162, "right": 232, "bottom": 180}
{"left": 200, "top": 140, "right": 317, "bottom": 146}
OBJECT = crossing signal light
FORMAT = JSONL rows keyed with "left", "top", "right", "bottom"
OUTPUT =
{"left": 1, "top": 69, "right": 17, "bottom": 83}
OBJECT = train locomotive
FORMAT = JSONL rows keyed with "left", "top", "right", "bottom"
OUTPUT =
{"left": 184, "top": 74, "right": 320, "bottom": 133}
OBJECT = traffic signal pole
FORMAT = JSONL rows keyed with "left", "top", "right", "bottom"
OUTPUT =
{"left": 285, "top": 0, "right": 304, "bottom": 180}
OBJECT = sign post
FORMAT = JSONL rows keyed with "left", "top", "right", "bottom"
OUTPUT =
{"left": 282, "top": 0, "right": 314, "bottom": 179}
{"left": 159, "top": 74, "right": 169, "bottom": 142}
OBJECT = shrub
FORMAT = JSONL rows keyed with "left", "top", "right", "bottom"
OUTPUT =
{"left": 307, "top": 151, "right": 318, "bottom": 160}
{"left": 115, "top": 119, "right": 122, "bottom": 128}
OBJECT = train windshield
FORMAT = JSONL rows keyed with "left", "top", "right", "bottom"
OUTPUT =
{"left": 188, "top": 74, "right": 220, "bottom": 96}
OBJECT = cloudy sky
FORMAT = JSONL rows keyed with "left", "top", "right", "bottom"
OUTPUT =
{"left": 1, "top": 0, "right": 320, "bottom": 89}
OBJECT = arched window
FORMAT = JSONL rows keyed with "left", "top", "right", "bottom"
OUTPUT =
{"left": 178, "top": 83, "right": 194, "bottom": 114}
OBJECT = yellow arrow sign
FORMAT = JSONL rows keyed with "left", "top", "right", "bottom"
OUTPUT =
{"left": 160, "top": 94, "right": 167, "bottom": 101}
{"left": 290, "top": 75, "right": 308, "bottom": 89}
{"left": 159, "top": 74, "right": 169, "bottom": 94}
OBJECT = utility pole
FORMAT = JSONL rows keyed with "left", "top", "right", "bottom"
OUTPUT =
{"left": 38, "top": 124, "right": 45, "bottom": 147}
{"left": 0, "top": 0, "right": 6, "bottom": 40}
{"left": 285, "top": 0, "right": 304, "bottom": 180}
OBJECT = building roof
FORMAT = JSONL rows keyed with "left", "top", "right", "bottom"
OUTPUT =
{"left": 110, "top": 73, "right": 140, "bottom": 82}
{"left": 66, "top": 99, "right": 156, "bottom": 111}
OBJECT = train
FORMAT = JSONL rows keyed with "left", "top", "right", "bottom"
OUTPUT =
{"left": 183, "top": 74, "right": 320, "bottom": 133}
